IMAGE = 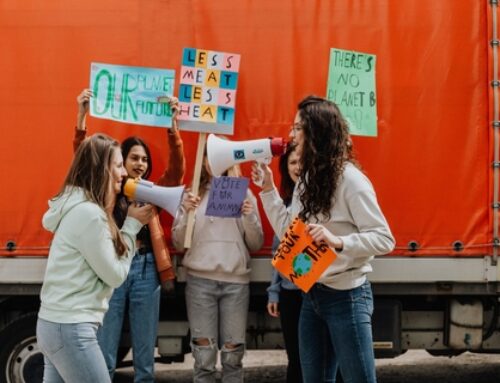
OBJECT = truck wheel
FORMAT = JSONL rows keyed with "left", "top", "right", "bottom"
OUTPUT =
{"left": 0, "top": 314, "right": 43, "bottom": 383}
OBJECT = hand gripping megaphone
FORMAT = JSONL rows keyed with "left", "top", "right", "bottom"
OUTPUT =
{"left": 123, "top": 179, "right": 185, "bottom": 217}
{"left": 206, "top": 133, "right": 286, "bottom": 176}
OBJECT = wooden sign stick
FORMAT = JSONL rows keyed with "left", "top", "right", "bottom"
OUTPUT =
{"left": 184, "top": 132, "right": 207, "bottom": 248}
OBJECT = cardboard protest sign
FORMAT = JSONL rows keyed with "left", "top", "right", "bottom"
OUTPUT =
{"left": 326, "top": 48, "right": 377, "bottom": 137}
{"left": 272, "top": 217, "right": 337, "bottom": 292}
{"left": 205, "top": 176, "right": 249, "bottom": 218}
{"left": 178, "top": 48, "right": 240, "bottom": 134}
{"left": 90, "top": 62, "right": 175, "bottom": 128}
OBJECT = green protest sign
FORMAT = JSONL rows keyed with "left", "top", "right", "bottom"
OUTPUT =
{"left": 326, "top": 48, "right": 377, "bottom": 137}
{"left": 89, "top": 62, "right": 175, "bottom": 128}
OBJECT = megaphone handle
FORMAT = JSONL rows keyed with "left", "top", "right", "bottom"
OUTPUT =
{"left": 253, "top": 157, "right": 271, "bottom": 187}
{"left": 184, "top": 133, "right": 207, "bottom": 249}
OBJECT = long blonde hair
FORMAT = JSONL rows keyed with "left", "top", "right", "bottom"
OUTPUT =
{"left": 58, "top": 133, "right": 128, "bottom": 255}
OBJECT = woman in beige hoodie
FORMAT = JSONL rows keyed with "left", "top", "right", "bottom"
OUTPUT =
{"left": 172, "top": 148, "right": 263, "bottom": 383}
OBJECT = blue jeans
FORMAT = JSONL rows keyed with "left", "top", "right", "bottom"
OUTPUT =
{"left": 299, "top": 281, "right": 376, "bottom": 383}
{"left": 97, "top": 252, "right": 160, "bottom": 383}
{"left": 186, "top": 274, "right": 249, "bottom": 383}
{"left": 36, "top": 318, "right": 111, "bottom": 383}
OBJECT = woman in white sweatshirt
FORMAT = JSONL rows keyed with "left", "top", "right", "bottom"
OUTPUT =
{"left": 254, "top": 96, "right": 395, "bottom": 383}
{"left": 37, "top": 133, "right": 153, "bottom": 383}
{"left": 172, "top": 149, "right": 263, "bottom": 383}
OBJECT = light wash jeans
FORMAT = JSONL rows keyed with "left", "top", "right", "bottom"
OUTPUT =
{"left": 36, "top": 318, "right": 111, "bottom": 383}
{"left": 299, "top": 281, "right": 376, "bottom": 383}
{"left": 97, "top": 252, "right": 160, "bottom": 383}
{"left": 186, "top": 274, "right": 249, "bottom": 383}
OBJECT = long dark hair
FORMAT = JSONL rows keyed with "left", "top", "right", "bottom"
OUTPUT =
{"left": 297, "top": 95, "right": 352, "bottom": 222}
{"left": 121, "top": 136, "right": 153, "bottom": 179}
{"left": 113, "top": 136, "right": 153, "bottom": 228}
{"left": 59, "top": 133, "right": 128, "bottom": 255}
{"left": 279, "top": 143, "right": 298, "bottom": 206}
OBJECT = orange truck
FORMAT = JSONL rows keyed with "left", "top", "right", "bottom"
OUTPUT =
{"left": 1, "top": 1, "right": 500, "bottom": 381}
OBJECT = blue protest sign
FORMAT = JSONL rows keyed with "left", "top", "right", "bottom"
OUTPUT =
{"left": 89, "top": 62, "right": 175, "bottom": 128}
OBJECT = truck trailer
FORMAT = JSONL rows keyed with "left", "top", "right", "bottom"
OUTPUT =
{"left": 1, "top": 1, "right": 500, "bottom": 382}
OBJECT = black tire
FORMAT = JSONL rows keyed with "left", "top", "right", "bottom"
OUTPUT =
{"left": 0, "top": 314, "right": 43, "bottom": 383}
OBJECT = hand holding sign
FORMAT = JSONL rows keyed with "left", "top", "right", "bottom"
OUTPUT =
{"left": 181, "top": 189, "right": 201, "bottom": 212}
{"left": 307, "top": 223, "right": 344, "bottom": 251}
{"left": 272, "top": 217, "right": 337, "bottom": 292}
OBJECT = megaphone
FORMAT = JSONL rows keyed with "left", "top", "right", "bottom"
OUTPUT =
{"left": 206, "top": 133, "right": 286, "bottom": 176}
{"left": 123, "top": 179, "right": 184, "bottom": 217}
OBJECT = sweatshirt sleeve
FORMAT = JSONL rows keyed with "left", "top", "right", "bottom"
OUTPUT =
{"left": 73, "top": 127, "right": 87, "bottom": 153}
{"left": 267, "top": 268, "right": 282, "bottom": 303}
{"left": 240, "top": 191, "right": 264, "bottom": 252}
{"left": 259, "top": 188, "right": 291, "bottom": 239}
{"left": 339, "top": 189, "right": 395, "bottom": 258}
{"left": 75, "top": 207, "right": 143, "bottom": 288}
{"left": 157, "top": 130, "right": 186, "bottom": 187}
{"left": 171, "top": 205, "right": 188, "bottom": 251}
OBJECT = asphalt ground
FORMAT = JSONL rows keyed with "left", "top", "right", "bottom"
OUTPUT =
{"left": 114, "top": 350, "right": 500, "bottom": 383}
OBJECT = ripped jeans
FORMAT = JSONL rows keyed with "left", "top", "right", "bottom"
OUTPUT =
{"left": 185, "top": 274, "right": 249, "bottom": 383}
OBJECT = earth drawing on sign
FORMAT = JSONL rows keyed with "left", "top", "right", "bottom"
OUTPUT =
{"left": 292, "top": 253, "right": 312, "bottom": 276}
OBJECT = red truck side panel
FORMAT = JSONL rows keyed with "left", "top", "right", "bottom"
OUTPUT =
{"left": 0, "top": 1, "right": 494, "bottom": 256}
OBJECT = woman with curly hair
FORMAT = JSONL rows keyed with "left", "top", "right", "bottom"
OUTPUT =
{"left": 254, "top": 95, "right": 394, "bottom": 383}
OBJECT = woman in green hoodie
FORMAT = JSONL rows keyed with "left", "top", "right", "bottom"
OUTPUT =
{"left": 37, "top": 133, "right": 153, "bottom": 383}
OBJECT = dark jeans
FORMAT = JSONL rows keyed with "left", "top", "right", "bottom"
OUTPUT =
{"left": 299, "top": 281, "right": 376, "bottom": 383}
{"left": 279, "top": 289, "right": 303, "bottom": 383}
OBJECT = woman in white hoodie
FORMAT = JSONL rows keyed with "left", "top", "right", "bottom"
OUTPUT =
{"left": 172, "top": 149, "right": 263, "bottom": 383}
{"left": 254, "top": 96, "right": 395, "bottom": 383}
{"left": 37, "top": 133, "right": 153, "bottom": 383}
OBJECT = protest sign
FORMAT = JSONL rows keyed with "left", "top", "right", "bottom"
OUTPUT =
{"left": 272, "top": 217, "right": 337, "bottom": 292}
{"left": 177, "top": 48, "right": 240, "bottom": 134}
{"left": 90, "top": 62, "right": 175, "bottom": 128}
{"left": 326, "top": 48, "right": 377, "bottom": 137}
{"left": 205, "top": 176, "right": 249, "bottom": 218}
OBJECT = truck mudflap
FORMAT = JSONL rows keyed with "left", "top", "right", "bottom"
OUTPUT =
{"left": 373, "top": 300, "right": 402, "bottom": 358}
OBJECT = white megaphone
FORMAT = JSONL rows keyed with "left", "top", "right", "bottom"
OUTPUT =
{"left": 123, "top": 179, "right": 185, "bottom": 217}
{"left": 206, "top": 133, "right": 287, "bottom": 177}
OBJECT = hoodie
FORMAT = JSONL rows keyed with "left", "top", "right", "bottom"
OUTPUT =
{"left": 260, "top": 162, "right": 395, "bottom": 291}
{"left": 172, "top": 188, "right": 264, "bottom": 284}
{"left": 38, "top": 187, "right": 142, "bottom": 324}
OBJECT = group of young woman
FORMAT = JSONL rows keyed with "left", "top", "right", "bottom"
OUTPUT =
{"left": 37, "top": 90, "right": 394, "bottom": 383}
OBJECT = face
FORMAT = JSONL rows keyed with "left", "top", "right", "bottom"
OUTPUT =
{"left": 289, "top": 111, "right": 305, "bottom": 157}
{"left": 287, "top": 150, "right": 300, "bottom": 183}
{"left": 110, "top": 148, "right": 127, "bottom": 194}
{"left": 125, "top": 145, "right": 148, "bottom": 178}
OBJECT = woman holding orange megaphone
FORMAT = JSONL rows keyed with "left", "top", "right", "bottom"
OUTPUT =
{"left": 72, "top": 89, "right": 185, "bottom": 382}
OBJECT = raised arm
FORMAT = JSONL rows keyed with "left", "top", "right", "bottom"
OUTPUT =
{"left": 73, "top": 89, "right": 92, "bottom": 152}
{"left": 157, "top": 97, "right": 186, "bottom": 186}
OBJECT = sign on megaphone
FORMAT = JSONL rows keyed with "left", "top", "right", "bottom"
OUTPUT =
{"left": 123, "top": 179, "right": 185, "bottom": 217}
{"left": 206, "top": 134, "right": 286, "bottom": 176}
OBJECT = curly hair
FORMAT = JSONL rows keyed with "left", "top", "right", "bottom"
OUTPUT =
{"left": 296, "top": 95, "right": 352, "bottom": 222}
